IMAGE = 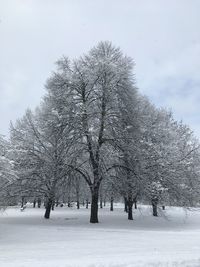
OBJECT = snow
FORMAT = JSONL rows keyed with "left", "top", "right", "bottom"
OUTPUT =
{"left": 0, "top": 204, "right": 200, "bottom": 267}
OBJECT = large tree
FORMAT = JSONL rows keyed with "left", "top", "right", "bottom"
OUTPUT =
{"left": 45, "top": 41, "right": 137, "bottom": 223}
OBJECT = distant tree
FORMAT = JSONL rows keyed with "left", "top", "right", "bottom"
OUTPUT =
{"left": 10, "top": 98, "right": 75, "bottom": 218}
{"left": 0, "top": 135, "right": 17, "bottom": 206}
{"left": 139, "top": 99, "right": 200, "bottom": 215}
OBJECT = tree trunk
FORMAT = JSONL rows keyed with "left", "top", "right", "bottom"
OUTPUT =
{"left": 67, "top": 197, "right": 71, "bottom": 208}
{"left": 76, "top": 186, "right": 80, "bottom": 209}
{"left": 103, "top": 198, "right": 106, "bottom": 207}
{"left": 162, "top": 205, "right": 165, "bottom": 210}
{"left": 127, "top": 197, "right": 133, "bottom": 220}
{"left": 33, "top": 199, "right": 36, "bottom": 208}
{"left": 110, "top": 196, "right": 114, "bottom": 211}
{"left": 134, "top": 201, "right": 137, "bottom": 209}
{"left": 152, "top": 200, "right": 158, "bottom": 216}
{"left": 21, "top": 196, "right": 25, "bottom": 208}
{"left": 99, "top": 186, "right": 103, "bottom": 208}
{"left": 100, "top": 197, "right": 103, "bottom": 208}
{"left": 124, "top": 197, "right": 128, "bottom": 213}
{"left": 37, "top": 198, "right": 41, "bottom": 208}
{"left": 90, "top": 187, "right": 99, "bottom": 223}
{"left": 44, "top": 199, "right": 52, "bottom": 219}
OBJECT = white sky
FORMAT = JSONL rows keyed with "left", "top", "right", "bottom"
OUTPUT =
{"left": 1, "top": 0, "right": 200, "bottom": 137}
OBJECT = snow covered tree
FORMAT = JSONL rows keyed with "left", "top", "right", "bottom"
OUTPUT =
{"left": 10, "top": 97, "right": 75, "bottom": 218}
{"left": 45, "top": 41, "right": 138, "bottom": 223}
{"left": 0, "top": 135, "right": 18, "bottom": 207}
{"left": 138, "top": 98, "right": 200, "bottom": 215}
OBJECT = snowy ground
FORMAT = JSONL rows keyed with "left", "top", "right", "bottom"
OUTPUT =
{"left": 0, "top": 204, "right": 200, "bottom": 267}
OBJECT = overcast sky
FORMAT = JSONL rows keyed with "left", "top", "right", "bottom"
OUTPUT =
{"left": 1, "top": 0, "right": 200, "bottom": 137}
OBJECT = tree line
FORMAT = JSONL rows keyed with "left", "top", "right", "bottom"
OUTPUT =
{"left": 0, "top": 42, "right": 200, "bottom": 223}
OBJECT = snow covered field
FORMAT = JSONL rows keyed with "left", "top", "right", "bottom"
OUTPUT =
{"left": 0, "top": 204, "right": 200, "bottom": 267}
